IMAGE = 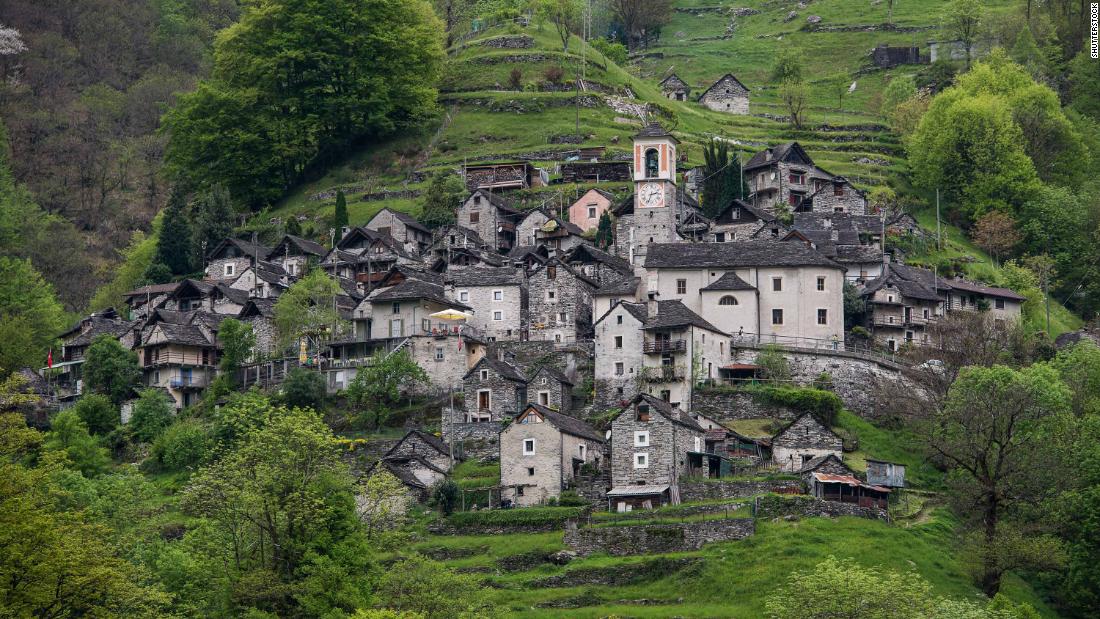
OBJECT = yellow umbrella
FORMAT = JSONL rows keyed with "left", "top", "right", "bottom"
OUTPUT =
{"left": 429, "top": 308, "right": 471, "bottom": 321}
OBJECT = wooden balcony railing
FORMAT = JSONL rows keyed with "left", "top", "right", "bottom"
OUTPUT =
{"left": 643, "top": 339, "right": 686, "bottom": 354}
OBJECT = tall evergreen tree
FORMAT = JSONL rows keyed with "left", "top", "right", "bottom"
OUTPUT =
{"left": 189, "top": 184, "right": 234, "bottom": 270}
{"left": 285, "top": 215, "right": 302, "bottom": 236}
{"left": 154, "top": 189, "right": 193, "bottom": 275}
{"left": 594, "top": 211, "right": 613, "bottom": 249}
{"left": 333, "top": 190, "right": 348, "bottom": 230}
{"left": 700, "top": 139, "right": 749, "bottom": 219}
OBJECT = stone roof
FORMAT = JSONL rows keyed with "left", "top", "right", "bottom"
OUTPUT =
{"left": 372, "top": 279, "right": 469, "bottom": 309}
{"left": 944, "top": 278, "right": 1027, "bottom": 301}
{"left": 445, "top": 267, "right": 523, "bottom": 287}
{"left": 634, "top": 122, "right": 678, "bottom": 142}
{"left": 594, "top": 276, "right": 641, "bottom": 296}
{"left": 65, "top": 317, "right": 135, "bottom": 347}
{"left": 658, "top": 73, "right": 689, "bottom": 90}
{"left": 744, "top": 141, "right": 815, "bottom": 171}
{"left": 714, "top": 199, "right": 775, "bottom": 224}
{"left": 209, "top": 237, "right": 271, "bottom": 261}
{"left": 643, "top": 300, "right": 726, "bottom": 335}
{"left": 530, "top": 365, "right": 573, "bottom": 386}
{"left": 565, "top": 244, "right": 633, "bottom": 276}
{"left": 630, "top": 393, "right": 703, "bottom": 431}
{"left": 469, "top": 189, "right": 520, "bottom": 214}
{"left": 384, "top": 429, "right": 451, "bottom": 460}
{"left": 523, "top": 403, "right": 603, "bottom": 442}
{"left": 269, "top": 234, "right": 327, "bottom": 259}
{"left": 465, "top": 356, "right": 527, "bottom": 383}
{"left": 798, "top": 453, "right": 853, "bottom": 475}
{"left": 863, "top": 270, "right": 942, "bottom": 302}
{"left": 123, "top": 282, "right": 180, "bottom": 298}
{"left": 698, "top": 73, "right": 751, "bottom": 99}
{"left": 213, "top": 282, "right": 250, "bottom": 305}
{"left": 700, "top": 272, "right": 756, "bottom": 291}
{"left": 773, "top": 412, "right": 840, "bottom": 446}
{"left": 644, "top": 239, "right": 841, "bottom": 270}
{"left": 239, "top": 298, "right": 276, "bottom": 318}
{"left": 381, "top": 208, "right": 430, "bottom": 234}
{"left": 148, "top": 323, "right": 215, "bottom": 347}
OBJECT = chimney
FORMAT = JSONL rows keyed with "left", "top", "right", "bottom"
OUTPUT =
{"left": 647, "top": 292, "right": 659, "bottom": 317}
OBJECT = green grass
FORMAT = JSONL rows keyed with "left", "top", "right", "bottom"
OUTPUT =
{"left": 722, "top": 417, "right": 780, "bottom": 438}
{"left": 835, "top": 410, "right": 942, "bottom": 489}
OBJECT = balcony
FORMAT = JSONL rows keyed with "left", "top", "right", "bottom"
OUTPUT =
{"left": 169, "top": 374, "right": 209, "bottom": 390}
{"left": 144, "top": 351, "right": 216, "bottom": 368}
{"left": 643, "top": 339, "right": 686, "bottom": 354}
{"left": 641, "top": 365, "right": 686, "bottom": 382}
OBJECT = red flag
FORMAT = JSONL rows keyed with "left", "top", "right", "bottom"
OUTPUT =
{"left": 47, "top": 348, "right": 53, "bottom": 369}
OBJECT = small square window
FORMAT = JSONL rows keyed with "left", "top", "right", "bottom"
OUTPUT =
{"left": 772, "top": 277, "right": 782, "bottom": 292}
{"left": 547, "top": 290, "right": 555, "bottom": 301}
{"left": 615, "top": 362, "right": 624, "bottom": 376}
{"left": 634, "top": 431, "right": 649, "bottom": 447}
{"left": 493, "top": 290, "right": 503, "bottom": 301}
{"left": 817, "top": 276, "right": 826, "bottom": 291}
{"left": 480, "top": 370, "right": 488, "bottom": 380}
{"left": 588, "top": 206, "right": 597, "bottom": 218}
{"left": 772, "top": 309, "right": 784, "bottom": 325}
{"left": 493, "top": 310, "right": 503, "bottom": 321}
{"left": 224, "top": 263, "right": 235, "bottom": 277}
{"left": 458, "top": 291, "right": 469, "bottom": 302}
{"left": 523, "top": 439, "right": 536, "bottom": 455}
{"left": 995, "top": 299, "right": 1005, "bottom": 310}
{"left": 469, "top": 212, "right": 480, "bottom": 224}
{"left": 634, "top": 453, "right": 648, "bottom": 469}
{"left": 527, "top": 467, "right": 535, "bottom": 476}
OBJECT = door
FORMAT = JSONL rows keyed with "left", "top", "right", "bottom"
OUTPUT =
{"left": 904, "top": 307, "right": 912, "bottom": 323}
{"left": 389, "top": 319, "right": 403, "bottom": 337}
{"left": 180, "top": 367, "right": 192, "bottom": 387}
{"left": 478, "top": 391, "right": 490, "bottom": 411}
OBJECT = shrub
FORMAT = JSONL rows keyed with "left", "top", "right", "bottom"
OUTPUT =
{"left": 590, "top": 37, "right": 627, "bottom": 65}
{"left": 754, "top": 345, "right": 792, "bottom": 382}
{"left": 431, "top": 479, "right": 459, "bottom": 516}
{"left": 444, "top": 506, "right": 586, "bottom": 529}
{"left": 557, "top": 490, "right": 589, "bottom": 507}
{"left": 281, "top": 368, "right": 326, "bottom": 411}
{"left": 153, "top": 419, "right": 212, "bottom": 471}
{"left": 72, "top": 394, "right": 120, "bottom": 436}
{"left": 812, "top": 372, "right": 835, "bottom": 392}
{"left": 508, "top": 67, "right": 522, "bottom": 90}
{"left": 543, "top": 65, "right": 564, "bottom": 85}
{"left": 747, "top": 385, "right": 843, "bottom": 426}
{"left": 128, "top": 388, "right": 176, "bottom": 442}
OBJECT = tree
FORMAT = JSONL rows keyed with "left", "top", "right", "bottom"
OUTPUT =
{"left": 359, "top": 470, "right": 410, "bottom": 540}
{"left": 540, "top": 0, "right": 581, "bottom": 54}
{"left": 779, "top": 79, "right": 809, "bottom": 129}
{"left": 152, "top": 418, "right": 212, "bottom": 470}
{"left": 155, "top": 189, "right": 193, "bottom": 275}
{"left": 377, "top": 555, "right": 497, "bottom": 618}
{"left": 826, "top": 72, "right": 850, "bottom": 113}
{"left": 72, "top": 394, "right": 120, "bottom": 436}
{"left": 590, "top": 37, "right": 627, "bottom": 65}
{"left": 770, "top": 47, "right": 805, "bottom": 84}
{"left": 880, "top": 75, "right": 917, "bottom": 118}
{"left": 944, "top": 0, "right": 984, "bottom": 69}
{"left": 189, "top": 184, "right": 234, "bottom": 270}
{"left": 129, "top": 388, "right": 176, "bottom": 443}
{"left": 927, "top": 364, "right": 1070, "bottom": 596}
{"left": 970, "top": 211, "right": 1021, "bottom": 265}
{"left": 1068, "top": 51, "right": 1100, "bottom": 121}
{"left": 286, "top": 214, "right": 302, "bottom": 236}
{"left": 754, "top": 345, "right": 792, "bottom": 382}
{"left": 594, "top": 211, "right": 613, "bottom": 249}
{"left": 282, "top": 368, "right": 327, "bottom": 411}
{"left": 608, "top": 0, "right": 672, "bottom": 50}
{"left": 83, "top": 335, "right": 141, "bottom": 405}
{"left": 334, "top": 190, "right": 349, "bottom": 230}
{"left": 0, "top": 257, "right": 66, "bottom": 376}
{"left": 431, "top": 479, "right": 459, "bottom": 516}
{"left": 419, "top": 172, "right": 466, "bottom": 228}
{"left": 843, "top": 281, "right": 867, "bottom": 330}
{"left": 89, "top": 226, "right": 159, "bottom": 312}
{"left": 164, "top": 0, "right": 445, "bottom": 209}
{"left": 217, "top": 318, "right": 255, "bottom": 381}
{"left": 43, "top": 409, "right": 111, "bottom": 477}
{"left": 273, "top": 269, "right": 346, "bottom": 350}
{"left": 347, "top": 349, "right": 428, "bottom": 429}
{"left": 700, "top": 139, "right": 748, "bottom": 218}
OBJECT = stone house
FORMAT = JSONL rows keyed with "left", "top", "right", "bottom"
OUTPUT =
{"left": 366, "top": 457, "right": 447, "bottom": 503}
{"left": 122, "top": 282, "right": 180, "bottom": 320}
{"left": 135, "top": 312, "right": 222, "bottom": 408}
{"left": 500, "top": 403, "right": 604, "bottom": 507}
{"left": 636, "top": 300, "right": 728, "bottom": 411}
{"left": 789, "top": 212, "right": 886, "bottom": 282}
{"left": 592, "top": 276, "right": 642, "bottom": 325}
{"left": 860, "top": 263, "right": 944, "bottom": 350}
{"left": 771, "top": 413, "right": 843, "bottom": 472}
{"left": 658, "top": 73, "right": 691, "bottom": 101}
{"left": 697, "top": 74, "right": 750, "bottom": 114}
{"left": 798, "top": 453, "right": 853, "bottom": 480}
{"left": 568, "top": 188, "right": 616, "bottom": 232}
{"left": 457, "top": 189, "right": 522, "bottom": 253}
{"left": 744, "top": 142, "right": 833, "bottom": 212}
{"left": 563, "top": 244, "right": 634, "bottom": 288}
{"left": 426, "top": 225, "right": 491, "bottom": 264}
{"left": 463, "top": 356, "right": 528, "bottom": 422}
{"left": 53, "top": 310, "right": 137, "bottom": 402}
{"left": 365, "top": 207, "right": 433, "bottom": 254}
{"left": 385, "top": 429, "right": 454, "bottom": 472}
{"left": 871, "top": 44, "right": 922, "bottom": 68}
{"left": 323, "top": 227, "right": 423, "bottom": 291}
{"left": 204, "top": 238, "right": 271, "bottom": 282}
{"left": 445, "top": 267, "right": 526, "bottom": 341}
{"left": 526, "top": 257, "right": 598, "bottom": 343}
{"left": 804, "top": 177, "right": 867, "bottom": 214}
{"left": 643, "top": 240, "right": 846, "bottom": 348}
{"left": 526, "top": 365, "right": 574, "bottom": 413}
{"left": 942, "top": 278, "right": 1025, "bottom": 323}
{"left": 514, "top": 208, "right": 585, "bottom": 254}
{"left": 593, "top": 300, "right": 648, "bottom": 408}
{"left": 238, "top": 298, "right": 277, "bottom": 358}
{"left": 228, "top": 262, "right": 289, "bottom": 299}
{"left": 162, "top": 279, "right": 215, "bottom": 312}
{"left": 209, "top": 283, "right": 249, "bottom": 316}
{"left": 463, "top": 161, "right": 546, "bottom": 192}
{"left": 709, "top": 199, "right": 783, "bottom": 242}
{"left": 608, "top": 393, "right": 705, "bottom": 509}
{"left": 267, "top": 235, "right": 327, "bottom": 278}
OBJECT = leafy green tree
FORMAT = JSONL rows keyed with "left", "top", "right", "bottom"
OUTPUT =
{"left": 943, "top": 0, "right": 983, "bottom": 69}
{"left": 540, "top": 0, "right": 581, "bottom": 54}
{"left": 152, "top": 418, "right": 212, "bottom": 470}
{"left": 347, "top": 349, "right": 428, "bottom": 429}
{"left": 360, "top": 469, "right": 410, "bottom": 540}
{"left": 286, "top": 214, "right": 303, "bottom": 236}
{"left": 881, "top": 75, "right": 917, "bottom": 118}
{"left": 419, "top": 172, "right": 466, "bottom": 228}
{"left": 779, "top": 78, "right": 809, "bottom": 128}
{"left": 1050, "top": 340, "right": 1100, "bottom": 418}
{"left": 770, "top": 47, "right": 804, "bottom": 83}
{"left": 155, "top": 189, "right": 194, "bottom": 275}
{"left": 590, "top": 37, "right": 627, "bottom": 65}
{"left": 1009, "top": 27, "right": 1046, "bottom": 79}
{"left": 0, "top": 257, "right": 66, "bottom": 376}
{"left": 43, "top": 409, "right": 111, "bottom": 477}
{"left": 1068, "top": 51, "right": 1100, "bottom": 121}
{"left": 1052, "top": 410, "right": 1100, "bottom": 615}
{"left": 334, "top": 190, "right": 349, "bottom": 230}
{"left": 72, "top": 394, "right": 120, "bottom": 436}
{"left": 141, "top": 262, "right": 173, "bottom": 285}
{"left": 843, "top": 281, "right": 867, "bottom": 330}
{"left": 700, "top": 139, "right": 748, "bottom": 218}
{"left": 282, "top": 368, "right": 327, "bottom": 411}
{"left": 83, "top": 334, "right": 142, "bottom": 404}
{"left": 274, "top": 269, "right": 347, "bottom": 349}
{"left": 594, "top": 211, "right": 613, "bottom": 249}
{"left": 89, "top": 225, "right": 159, "bottom": 312}
{"left": 129, "top": 388, "right": 176, "bottom": 443}
{"left": 1015, "top": 186, "right": 1099, "bottom": 317}
{"left": 189, "top": 184, "right": 234, "bottom": 269}
{"left": 928, "top": 364, "right": 1070, "bottom": 596}
{"left": 376, "top": 555, "right": 497, "bottom": 618}
{"left": 431, "top": 479, "right": 459, "bottom": 516}
{"left": 826, "top": 71, "right": 850, "bottom": 112}
{"left": 164, "top": 0, "right": 445, "bottom": 209}
{"left": 754, "top": 345, "right": 792, "bottom": 383}
{"left": 217, "top": 318, "right": 255, "bottom": 382}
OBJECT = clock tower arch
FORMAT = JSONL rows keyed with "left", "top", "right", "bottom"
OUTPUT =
{"left": 614, "top": 122, "right": 684, "bottom": 270}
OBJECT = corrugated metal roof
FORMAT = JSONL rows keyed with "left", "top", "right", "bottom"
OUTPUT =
{"left": 812, "top": 472, "right": 890, "bottom": 493}
{"left": 606, "top": 485, "right": 670, "bottom": 497}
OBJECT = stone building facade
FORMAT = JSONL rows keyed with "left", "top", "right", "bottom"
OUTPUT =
{"left": 462, "top": 357, "right": 528, "bottom": 422}
{"left": 806, "top": 177, "right": 867, "bottom": 214}
{"left": 608, "top": 394, "right": 705, "bottom": 508}
{"left": 526, "top": 366, "right": 574, "bottom": 413}
{"left": 204, "top": 238, "right": 270, "bottom": 282}
{"left": 771, "top": 413, "right": 843, "bottom": 472}
{"left": 697, "top": 74, "right": 750, "bottom": 115}
{"left": 457, "top": 189, "right": 521, "bottom": 253}
{"left": 499, "top": 404, "right": 604, "bottom": 506}
{"left": 744, "top": 142, "right": 833, "bottom": 212}
{"left": 526, "top": 258, "right": 597, "bottom": 343}
{"left": 593, "top": 301, "right": 647, "bottom": 409}
{"left": 446, "top": 268, "right": 526, "bottom": 341}
{"left": 365, "top": 207, "right": 433, "bottom": 253}
{"left": 658, "top": 73, "right": 691, "bottom": 101}
{"left": 709, "top": 200, "right": 783, "bottom": 242}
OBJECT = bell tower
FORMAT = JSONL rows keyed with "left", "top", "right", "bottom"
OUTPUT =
{"left": 633, "top": 122, "right": 678, "bottom": 210}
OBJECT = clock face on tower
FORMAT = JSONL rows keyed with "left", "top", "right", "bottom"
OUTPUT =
{"left": 639, "top": 182, "right": 664, "bottom": 208}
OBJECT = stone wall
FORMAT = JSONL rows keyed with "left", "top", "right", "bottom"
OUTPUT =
{"left": 563, "top": 517, "right": 755, "bottom": 556}
{"left": 754, "top": 494, "right": 888, "bottom": 521}
{"left": 490, "top": 339, "right": 593, "bottom": 382}
{"left": 690, "top": 390, "right": 799, "bottom": 421}
{"left": 680, "top": 479, "right": 802, "bottom": 502}
{"left": 698, "top": 75, "right": 750, "bottom": 115}
{"left": 571, "top": 468, "right": 612, "bottom": 505}
{"left": 480, "top": 35, "right": 534, "bottom": 49}
{"left": 442, "top": 421, "right": 502, "bottom": 462}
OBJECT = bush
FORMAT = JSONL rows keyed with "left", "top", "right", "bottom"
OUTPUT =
{"left": 812, "top": 372, "right": 835, "bottom": 392}
{"left": 129, "top": 388, "right": 176, "bottom": 442}
{"left": 281, "top": 368, "right": 326, "bottom": 411}
{"left": 754, "top": 345, "right": 792, "bottom": 382}
{"left": 557, "top": 490, "right": 589, "bottom": 507}
{"left": 508, "top": 67, "right": 522, "bottom": 89}
{"left": 543, "top": 65, "right": 564, "bottom": 85}
{"left": 72, "top": 394, "right": 120, "bottom": 436}
{"left": 590, "top": 37, "right": 627, "bottom": 65}
{"left": 444, "top": 506, "right": 586, "bottom": 529}
{"left": 153, "top": 419, "right": 212, "bottom": 471}
{"left": 431, "top": 479, "right": 459, "bottom": 516}
{"left": 747, "top": 385, "right": 843, "bottom": 427}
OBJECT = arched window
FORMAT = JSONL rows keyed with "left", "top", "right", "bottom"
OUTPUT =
{"left": 719, "top": 295, "right": 738, "bottom": 306}
{"left": 645, "top": 148, "right": 659, "bottom": 178}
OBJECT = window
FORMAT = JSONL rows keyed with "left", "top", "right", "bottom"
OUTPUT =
{"left": 772, "top": 309, "right": 784, "bottom": 325}
{"left": 817, "top": 276, "right": 826, "bottom": 291}
{"left": 493, "top": 310, "right": 503, "bottom": 321}
{"left": 480, "top": 370, "right": 488, "bottom": 380}
{"left": 719, "top": 295, "right": 738, "bottom": 306}
{"left": 547, "top": 290, "right": 555, "bottom": 301}
{"left": 435, "top": 347, "right": 444, "bottom": 361}
{"left": 458, "top": 290, "right": 469, "bottom": 302}
{"left": 391, "top": 302, "right": 400, "bottom": 314}
{"left": 516, "top": 486, "right": 524, "bottom": 496}
{"left": 547, "top": 266, "right": 557, "bottom": 280}
{"left": 469, "top": 212, "right": 480, "bottom": 224}
{"left": 527, "top": 467, "right": 535, "bottom": 476}
{"left": 634, "top": 431, "right": 649, "bottom": 447}
{"left": 995, "top": 299, "right": 1005, "bottom": 310}
{"left": 224, "top": 263, "right": 235, "bottom": 277}
{"left": 772, "top": 277, "right": 782, "bottom": 292}
{"left": 588, "top": 206, "right": 597, "bottom": 218}
{"left": 676, "top": 279, "right": 687, "bottom": 294}
{"left": 523, "top": 439, "right": 536, "bottom": 455}
{"left": 538, "top": 391, "right": 549, "bottom": 406}
{"left": 558, "top": 312, "right": 567, "bottom": 322}
{"left": 715, "top": 232, "right": 725, "bottom": 242}
{"left": 493, "top": 290, "right": 503, "bottom": 301}
{"left": 790, "top": 172, "right": 805, "bottom": 184}
{"left": 614, "top": 336, "right": 623, "bottom": 349}
{"left": 616, "top": 315, "right": 623, "bottom": 324}
{"left": 635, "top": 405, "right": 650, "bottom": 421}
{"left": 644, "top": 148, "right": 659, "bottom": 178}
{"left": 834, "top": 207, "right": 845, "bottom": 213}
{"left": 422, "top": 318, "right": 431, "bottom": 332}
{"left": 377, "top": 226, "right": 391, "bottom": 236}
{"left": 923, "top": 309, "right": 930, "bottom": 319}
{"left": 834, "top": 186, "right": 845, "bottom": 196}
{"left": 817, "top": 309, "right": 828, "bottom": 325}
{"left": 731, "top": 208, "right": 741, "bottom": 220}
{"left": 477, "top": 389, "right": 490, "bottom": 411}
{"left": 579, "top": 445, "right": 586, "bottom": 459}
{"left": 615, "top": 362, "right": 624, "bottom": 375}
{"left": 634, "top": 453, "right": 649, "bottom": 468}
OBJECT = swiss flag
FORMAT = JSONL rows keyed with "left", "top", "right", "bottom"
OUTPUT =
{"left": 46, "top": 348, "right": 53, "bottom": 369}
